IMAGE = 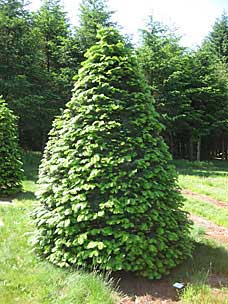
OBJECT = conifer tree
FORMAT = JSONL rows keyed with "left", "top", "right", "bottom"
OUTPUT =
{"left": 208, "top": 12, "right": 228, "bottom": 63}
{"left": 138, "top": 17, "right": 191, "bottom": 157}
{"left": 77, "top": 0, "right": 114, "bottom": 54}
{"left": 32, "top": 0, "right": 75, "bottom": 149}
{"left": 34, "top": 27, "right": 192, "bottom": 279}
{"left": 0, "top": 97, "right": 23, "bottom": 195}
{"left": 34, "top": 0, "right": 69, "bottom": 73}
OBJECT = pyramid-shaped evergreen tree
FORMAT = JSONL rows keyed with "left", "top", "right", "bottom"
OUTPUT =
{"left": 0, "top": 97, "right": 23, "bottom": 195}
{"left": 34, "top": 27, "right": 192, "bottom": 279}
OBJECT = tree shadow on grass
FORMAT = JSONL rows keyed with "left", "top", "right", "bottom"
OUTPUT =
{"left": 112, "top": 241, "right": 228, "bottom": 301}
{"left": 0, "top": 191, "right": 36, "bottom": 204}
{"left": 171, "top": 241, "right": 228, "bottom": 283}
{"left": 0, "top": 197, "right": 13, "bottom": 204}
{"left": 178, "top": 169, "right": 228, "bottom": 178}
{"left": 0, "top": 191, "right": 36, "bottom": 206}
{"left": 15, "top": 191, "right": 36, "bottom": 202}
{"left": 172, "top": 159, "right": 228, "bottom": 178}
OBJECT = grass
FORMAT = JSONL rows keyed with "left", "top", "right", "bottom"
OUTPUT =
{"left": 183, "top": 196, "right": 228, "bottom": 228}
{"left": 173, "top": 159, "right": 228, "bottom": 303}
{"left": 174, "top": 159, "right": 228, "bottom": 236}
{"left": 174, "top": 160, "right": 228, "bottom": 203}
{"left": 172, "top": 239, "right": 228, "bottom": 279}
{"left": 181, "top": 284, "right": 228, "bottom": 304}
{"left": 1, "top": 154, "right": 228, "bottom": 303}
{"left": 171, "top": 229, "right": 228, "bottom": 304}
{"left": 0, "top": 152, "right": 118, "bottom": 304}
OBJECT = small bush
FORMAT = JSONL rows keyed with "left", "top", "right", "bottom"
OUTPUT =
{"left": 0, "top": 98, "right": 23, "bottom": 195}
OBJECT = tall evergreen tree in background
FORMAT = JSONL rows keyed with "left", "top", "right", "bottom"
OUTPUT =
{"left": 138, "top": 17, "right": 228, "bottom": 160}
{"left": 200, "top": 26, "right": 228, "bottom": 160}
{"left": 184, "top": 46, "right": 228, "bottom": 160}
{"left": 30, "top": 0, "right": 75, "bottom": 149}
{"left": 138, "top": 17, "right": 192, "bottom": 157}
{"left": 0, "top": 0, "right": 48, "bottom": 150}
{"left": 77, "top": 0, "right": 114, "bottom": 54}
{"left": 34, "top": 0, "right": 69, "bottom": 73}
{"left": 208, "top": 12, "right": 228, "bottom": 64}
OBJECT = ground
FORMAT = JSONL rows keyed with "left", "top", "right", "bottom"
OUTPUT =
{"left": 0, "top": 155, "right": 228, "bottom": 303}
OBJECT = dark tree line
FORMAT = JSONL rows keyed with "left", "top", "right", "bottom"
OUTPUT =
{"left": 138, "top": 15, "right": 228, "bottom": 161}
{"left": 1, "top": 0, "right": 228, "bottom": 160}
{"left": 0, "top": 0, "right": 112, "bottom": 150}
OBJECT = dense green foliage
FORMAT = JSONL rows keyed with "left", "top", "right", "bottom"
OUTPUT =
{"left": 0, "top": 0, "right": 114, "bottom": 150}
{"left": 138, "top": 17, "right": 228, "bottom": 161}
{"left": 1, "top": 0, "right": 228, "bottom": 160}
{"left": 77, "top": 0, "right": 114, "bottom": 54}
{"left": 0, "top": 0, "right": 60, "bottom": 150}
{"left": 0, "top": 98, "right": 23, "bottom": 195}
{"left": 208, "top": 12, "right": 228, "bottom": 63}
{"left": 138, "top": 18, "right": 191, "bottom": 157}
{"left": 33, "top": 27, "right": 192, "bottom": 279}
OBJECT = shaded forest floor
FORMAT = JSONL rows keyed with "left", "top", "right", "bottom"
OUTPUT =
{"left": 0, "top": 155, "right": 228, "bottom": 303}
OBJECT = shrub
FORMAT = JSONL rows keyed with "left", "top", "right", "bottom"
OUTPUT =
{"left": 0, "top": 98, "right": 23, "bottom": 195}
{"left": 34, "top": 27, "right": 192, "bottom": 279}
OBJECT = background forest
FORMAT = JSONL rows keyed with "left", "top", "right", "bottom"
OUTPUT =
{"left": 1, "top": 0, "right": 228, "bottom": 161}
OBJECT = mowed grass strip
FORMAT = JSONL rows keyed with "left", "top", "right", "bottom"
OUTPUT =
{"left": 174, "top": 160, "right": 228, "bottom": 303}
{"left": 179, "top": 175, "right": 228, "bottom": 203}
{"left": 183, "top": 196, "right": 228, "bottom": 228}
{"left": 174, "top": 160, "right": 228, "bottom": 203}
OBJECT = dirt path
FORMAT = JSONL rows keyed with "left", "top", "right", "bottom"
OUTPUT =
{"left": 182, "top": 189, "right": 228, "bottom": 208}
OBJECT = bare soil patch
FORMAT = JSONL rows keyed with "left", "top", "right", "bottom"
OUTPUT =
{"left": 182, "top": 189, "right": 228, "bottom": 208}
{"left": 120, "top": 296, "right": 178, "bottom": 304}
{"left": 208, "top": 274, "right": 228, "bottom": 288}
{"left": 114, "top": 272, "right": 179, "bottom": 304}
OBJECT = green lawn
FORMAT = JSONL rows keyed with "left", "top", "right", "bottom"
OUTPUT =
{"left": 173, "top": 160, "right": 228, "bottom": 303}
{"left": 183, "top": 196, "right": 228, "bottom": 228}
{"left": 173, "top": 159, "right": 228, "bottom": 230}
{"left": 1, "top": 155, "right": 228, "bottom": 303}
{"left": 0, "top": 153, "right": 118, "bottom": 304}
{"left": 175, "top": 160, "right": 228, "bottom": 203}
